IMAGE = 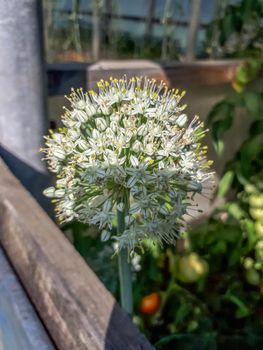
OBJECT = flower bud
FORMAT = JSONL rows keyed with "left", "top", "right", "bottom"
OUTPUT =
{"left": 177, "top": 114, "right": 188, "bottom": 127}
{"left": 43, "top": 187, "right": 55, "bottom": 198}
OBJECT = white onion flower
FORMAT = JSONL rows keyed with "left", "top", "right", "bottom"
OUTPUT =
{"left": 42, "top": 76, "right": 214, "bottom": 251}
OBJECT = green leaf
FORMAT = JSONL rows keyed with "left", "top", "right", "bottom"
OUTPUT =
{"left": 222, "top": 8, "right": 236, "bottom": 41}
{"left": 207, "top": 100, "right": 235, "bottom": 155}
{"left": 235, "top": 59, "right": 261, "bottom": 86}
{"left": 239, "top": 136, "right": 263, "bottom": 178}
{"left": 212, "top": 138, "right": 224, "bottom": 155}
{"left": 207, "top": 101, "right": 232, "bottom": 125}
{"left": 218, "top": 170, "right": 234, "bottom": 197}
{"left": 242, "top": 219, "right": 257, "bottom": 249}
{"left": 226, "top": 295, "right": 250, "bottom": 318}
{"left": 232, "top": 161, "right": 249, "bottom": 186}
{"left": 227, "top": 93, "right": 244, "bottom": 106}
{"left": 240, "top": 0, "right": 254, "bottom": 22}
{"left": 175, "top": 303, "right": 192, "bottom": 325}
{"left": 227, "top": 202, "right": 245, "bottom": 220}
{"left": 244, "top": 92, "right": 261, "bottom": 116}
{"left": 211, "top": 109, "right": 234, "bottom": 155}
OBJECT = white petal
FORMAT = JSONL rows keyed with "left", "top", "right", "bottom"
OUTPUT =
{"left": 43, "top": 187, "right": 55, "bottom": 198}
{"left": 127, "top": 176, "right": 137, "bottom": 188}
{"left": 137, "top": 124, "right": 148, "bottom": 136}
{"left": 72, "top": 110, "right": 88, "bottom": 123}
{"left": 53, "top": 149, "right": 66, "bottom": 160}
{"left": 129, "top": 203, "right": 141, "bottom": 214}
{"left": 160, "top": 206, "right": 169, "bottom": 215}
{"left": 92, "top": 129, "right": 100, "bottom": 139}
{"left": 101, "top": 230, "right": 111, "bottom": 242}
{"left": 130, "top": 155, "right": 139, "bottom": 167}
{"left": 95, "top": 118, "right": 107, "bottom": 131}
{"left": 54, "top": 189, "right": 65, "bottom": 198}
{"left": 103, "top": 200, "right": 112, "bottom": 211}
{"left": 176, "top": 114, "right": 188, "bottom": 127}
{"left": 117, "top": 202, "right": 124, "bottom": 211}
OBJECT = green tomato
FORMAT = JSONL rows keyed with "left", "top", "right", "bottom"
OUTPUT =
{"left": 255, "top": 221, "right": 263, "bottom": 237}
{"left": 254, "top": 262, "right": 262, "bottom": 270}
{"left": 245, "top": 184, "right": 258, "bottom": 194}
{"left": 249, "top": 194, "right": 263, "bottom": 208}
{"left": 255, "top": 251, "right": 263, "bottom": 263}
{"left": 249, "top": 208, "right": 263, "bottom": 221}
{"left": 187, "top": 320, "right": 198, "bottom": 332}
{"left": 176, "top": 253, "right": 209, "bottom": 283}
{"left": 243, "top": 257, "right": 254, "bottom": 270}
{"left": 245, "top": 268, "right": 261, "bottom": 286}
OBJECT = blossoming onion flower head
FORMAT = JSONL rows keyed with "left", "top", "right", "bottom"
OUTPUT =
{"left": 42, "top": 76, "right": 214, "bottom": 251}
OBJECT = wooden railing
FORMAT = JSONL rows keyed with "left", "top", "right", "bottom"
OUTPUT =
{"left": 47, "top": 59, "right": 243, "bottom": 96}
{"left": 0, "top": 158, "right": 153, "bottom": 350}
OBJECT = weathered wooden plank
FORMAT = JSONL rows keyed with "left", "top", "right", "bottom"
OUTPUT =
{"left": 0, "top": 158, "right": 153, "bottom": 350}
{"left": 47, "top": 59, "right": 243, "bottom": 95}
{"left": 0, "top": 247, "right": 55, "bottom": 350}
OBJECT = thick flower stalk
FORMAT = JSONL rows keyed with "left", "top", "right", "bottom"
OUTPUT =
{"left": 42, "top": 76, "right": 214, "bottom": 251}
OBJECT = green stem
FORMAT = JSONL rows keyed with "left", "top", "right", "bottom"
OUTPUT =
{"left": 117, "top": 208, "right": 133, "bottom": 316}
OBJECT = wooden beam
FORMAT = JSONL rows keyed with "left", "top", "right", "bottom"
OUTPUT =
{"left": 0, "top": 158, "right": 153, "bottom": 350}
{"left": 0, "top": 247, "right": 55, "bottom": 350}
{"left": 47, "top": 60, "right": 244, "bottom": 96}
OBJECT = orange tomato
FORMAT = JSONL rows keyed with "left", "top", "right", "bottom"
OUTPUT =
{"left": 140, "top": 292, "right": 161, "bottom": 315}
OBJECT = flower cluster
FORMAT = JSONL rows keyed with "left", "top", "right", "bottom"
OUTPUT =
{"left": 42, "top": 76, "right": 214, "bottom": 250}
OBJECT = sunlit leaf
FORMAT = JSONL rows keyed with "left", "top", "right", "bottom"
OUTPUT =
{"left": 218, "top": 170, "right": 235, "bottom": 197}
{"left": 227, "top": 202, "right": 245, "bottom": 220}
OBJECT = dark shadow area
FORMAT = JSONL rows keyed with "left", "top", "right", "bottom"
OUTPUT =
{"left": 148, "top": 333, "right": 263, "bottom": 350}
{"left": 104, "top": 302, "right": 153, "bottom": 350}
{"left": 0, "top": 146, "right": 54, "bottom": 219}
{"left": 47, "top": 63, "right": 89, "bottom": 96}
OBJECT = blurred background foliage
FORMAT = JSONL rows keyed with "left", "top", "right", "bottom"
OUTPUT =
{"left": 43, "top": 0, "right": 218, "bottom": 62}
{"left": 42, "top": 0, "right": 263, "bottom": 63}
{"left": 43, "top": 0, "right": 263, "bottom": 349}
